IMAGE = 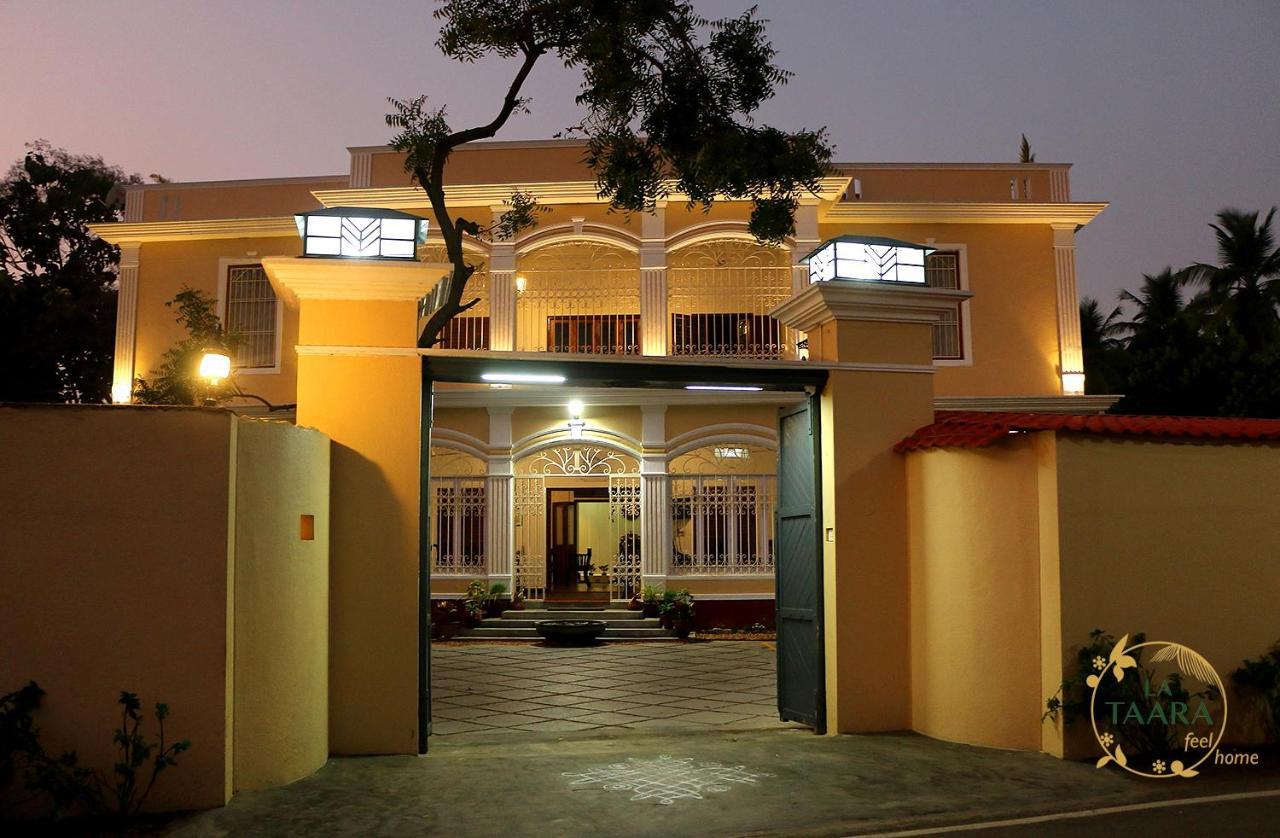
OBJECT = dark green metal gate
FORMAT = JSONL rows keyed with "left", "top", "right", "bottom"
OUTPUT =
{"left": 775, "top": 396, "right": 825, "bottom": 732}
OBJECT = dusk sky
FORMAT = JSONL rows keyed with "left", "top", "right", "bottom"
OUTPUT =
{"left": 3, "top": 0, "right": 1278, "bottom": 304}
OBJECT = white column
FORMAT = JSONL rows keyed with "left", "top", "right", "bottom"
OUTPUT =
{"left": 489, "top": 236, "right": 516, "bottom": 352}
{"left": 790, "top": 204, "right": 820, "bottom": 359}
{"left": 1052, "top": 224, "right": 1085, "bottom": 394}
{"left": 486, "top": 408, "right": 514, "bottom": 590}
{"left": 639, "top": 404, "right": 669, "bottom": 589}
{"left": 111, "top": 242, "right": 141, "bottom": 403}
{"left": 639, "top": 205, "right": 667, "bottom": 356}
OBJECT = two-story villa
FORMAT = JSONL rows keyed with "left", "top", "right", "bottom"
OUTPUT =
{"left": 91, "top": 139, "right": 1107, "bottom": 624}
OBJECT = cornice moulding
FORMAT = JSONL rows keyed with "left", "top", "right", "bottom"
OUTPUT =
{"left": 88, "top": 217, "right": 299, "bottom": 244}
{"left": 771, "top": 280, "right": 974, "bottom": 331}
{"left": 311, "top": 177, "right": 853, "bottom": 210}
{"left": 261, "top": 256, "right": 450, "bottom": 303}
{"left": 820, "top": 202, "right": 1108, "bottom": 226}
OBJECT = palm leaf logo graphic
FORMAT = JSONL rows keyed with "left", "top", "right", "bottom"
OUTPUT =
{"left": 1150, "top": 643, "right": 1217, "bottom": 686}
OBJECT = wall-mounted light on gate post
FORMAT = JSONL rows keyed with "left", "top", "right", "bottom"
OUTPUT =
{"left": 567, "top": 399, "right": 585, "bottom": 439}
{"left": 802, "top": 235, "right": 935, "bottom": 284}
{"left": 294, "top": 206, "right": 428, "bottom": 259}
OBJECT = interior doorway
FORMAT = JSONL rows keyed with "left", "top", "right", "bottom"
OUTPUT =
{"left": 546, "top": 486, "right": 610, "bottom": 602}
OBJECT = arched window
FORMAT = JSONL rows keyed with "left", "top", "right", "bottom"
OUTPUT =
{"left": 668, "top": 444, "right": 777, "bottom": 576}
{"left": 428, "top": 446, "right": 486, "bottom": 575}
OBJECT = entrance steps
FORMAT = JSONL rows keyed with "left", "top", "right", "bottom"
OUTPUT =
{"left": 456, "top": 606, "right": 675, "bottom": 641}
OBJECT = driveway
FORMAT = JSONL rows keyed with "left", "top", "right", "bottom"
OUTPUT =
{"left": 430, "top": 640, "right": 795, "bottom": 737}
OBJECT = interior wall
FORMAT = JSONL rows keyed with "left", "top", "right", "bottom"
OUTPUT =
{"left": 905, "top": 439, "right": 1044, "bottom": 751}
{"left": 0, "top": 405, "right": 234, "bottom": 811}
{"left": 231, "top": 418, "right": 331, "bottom": 792}
{"left": 575, "top": 501, "right": 613, "bottom": 569}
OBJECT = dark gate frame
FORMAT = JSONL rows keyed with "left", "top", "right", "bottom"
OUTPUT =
{"left": 416, "top": 351, "right": 828, "bottom": 753}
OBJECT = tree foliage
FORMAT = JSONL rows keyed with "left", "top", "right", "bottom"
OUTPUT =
{"left": 0, "top": 141, "right": 142, "bottom": 402}
{"left": 1019, "top": 133, "right": 1035, "bottom": 163}
{"left": 1082, "top": 208, "right": 1280, "bottom": 416}
{"left": 388, "top": 0, "right": 833, "bottom": 346}
{"left": 132, "top": 288, "right": 237, "bottom": 406}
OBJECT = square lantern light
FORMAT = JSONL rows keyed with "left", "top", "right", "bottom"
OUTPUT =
{"left": 294, "top": 206, "right": 428, "bottom": 260}
{"left": 803, "top": 235, "right": 935, "bottom": 285}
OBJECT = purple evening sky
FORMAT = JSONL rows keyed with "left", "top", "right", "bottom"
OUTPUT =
{"left": 2, "top": 0, "right": 1278, "bottom": 305}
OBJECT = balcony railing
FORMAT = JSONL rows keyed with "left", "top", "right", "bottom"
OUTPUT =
{"left": 668, "top": 263, "right": 796, "bottom": 359}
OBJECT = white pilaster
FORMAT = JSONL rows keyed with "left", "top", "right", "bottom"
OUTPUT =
{"left": 111, "top": 242, "right": 141, "bottom": 403}
{"left": 639, "top": 404, "right": 669, "bottom": 589}
{"left": 349, "top": 151, "right": 373, "bottom": 188}
{"left": 486, "top": 408, "right": 515, "bottom": 588}
{"left": 639, "top": 206, "right": 668, "bottom": 356}
{"left": 1052, "top": 224, "right": 1085, "bottom": 394}
{"left": 489, "top": 236, "right": 516, "bottom": 352}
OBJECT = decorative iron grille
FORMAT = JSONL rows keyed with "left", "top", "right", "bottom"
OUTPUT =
{"left": 669, "top": 474, "right": 776, "bottom": 575}
{"left": 667, "top": 241, "right": 794, "bottom": 359}
{"left": 609, "top": 475, "right": 643, "bottom": 600}
{"left": 925, "top": 251, "right": 963, "bottom": 360}
{"left": 515, "top": 243, "right": 640, "bottom": 354}
{"left": 423, "top": 248, "right": 490, "bottom": 350}
{"left": 225, "top": 265, "right": 278, "bottom": 368}
{"left": 430, "top": 477, "right": 486, "bottom": 575}
{"left": 513, "top": 475, "right": 547, "bottom": 600}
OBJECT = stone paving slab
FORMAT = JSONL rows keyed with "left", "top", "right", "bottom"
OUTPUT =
{"left": 430, "top": 640, "right": 791, "bottom": 738}
{"left": 168, "top": 728, "right": 1280, "bottom": 838}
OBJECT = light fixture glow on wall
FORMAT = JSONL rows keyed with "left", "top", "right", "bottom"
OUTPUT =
{"left": 803, "top": 235, "right": 934, "bottom": 284}
{"left": 567, "top": 399, "right": 586, "bottom": 439}
{"left": 198, "top": 348, "right": 232, "bottom": 385}
{"left": 294, "top": 206, "right": 428, "bottom": 260}
{"left": 685, "top": 385, "right": 764, "bottom": 392}
{"left": 481, "top": 372, "right": 566, "bottom": 384}
{"left": 515, "top": 274, "right": 527, "bottom": 293}
{"left": 1061, "top": 372, "right": 1086, "bottom": 395}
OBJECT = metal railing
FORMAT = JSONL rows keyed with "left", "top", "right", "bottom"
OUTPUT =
{"left": 667, "top": 266, "right": 795, "bottom": 359}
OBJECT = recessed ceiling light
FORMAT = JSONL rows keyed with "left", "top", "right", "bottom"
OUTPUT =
{"left": 481, "top": 372, "right": 566, "bottom": 384}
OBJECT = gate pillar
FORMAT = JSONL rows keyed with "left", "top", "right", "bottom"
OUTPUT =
{"left": 773, "top": 279, "right": 970, "bottom": 734}
{"left": 264, "top": 256, "right": 444, "bottom": 756}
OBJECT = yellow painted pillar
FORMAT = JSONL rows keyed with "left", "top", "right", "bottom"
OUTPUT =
{"left": 774, "top": 280, "right": 971, "bottom": 733}
{"left": 263, "top": 257, "right": 445, "bottom": 755}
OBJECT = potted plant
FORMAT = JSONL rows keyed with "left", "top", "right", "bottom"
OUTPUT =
{"left": 431, "top": 601, "right": 463, "bottom": 640}
{"left": 509, "top": 589, "right": 526, "bottom": 611}
{"left": 657, "top": 589, "right": 678, "bottom": 628}
{"left": 668, "top": 589, "right": 695, "bottom": 639}
{"left": 486, "top": 582, "right": 509, "bottom": 618}
{"left": 641, "top": 585, "right": 661, "bottom": 618}
{"left": 463, "top": 579, "right": 488, "bottom": 626}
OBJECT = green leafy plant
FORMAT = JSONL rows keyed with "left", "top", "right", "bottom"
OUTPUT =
{"left": 462, "top": 579, "right": 489, "bottom": 624}
{"left": 658, "top": 589, "right": 695, "bottom": 637}
{"left": 133, "top": 287, "right": 238, "bottom": 405}
{"left": 1233, "top": 640, "right": 1280, "bottom": 742}
{"left": 1, "top": 683, "right": 188, "bottom": 823}
{"left": 1045, "top": 629, "right": 1218, "bottom": 761}
{"left": 641, "top": 586, "right": 661, "bottom": 605}
{"left": 98, "top": 692, "right": 190, "bottom": 819}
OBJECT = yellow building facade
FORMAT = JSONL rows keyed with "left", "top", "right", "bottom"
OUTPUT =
{"left": 94, "top": 140, "right": 1107, "bottom": 616}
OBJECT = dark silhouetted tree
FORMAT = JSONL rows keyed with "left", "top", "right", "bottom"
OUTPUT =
{"left": 1019, "top": 133, "right": 1035, "bottom": 163}
{"left": 0, "top": 141, "right": 142, "bottom": 402}
{"left": 387, "top": 0, "right": 833, "bottom": 346}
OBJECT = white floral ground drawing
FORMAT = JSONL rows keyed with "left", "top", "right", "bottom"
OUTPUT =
{"left": 562, "top": 754, "right": 770, "bottom": 805}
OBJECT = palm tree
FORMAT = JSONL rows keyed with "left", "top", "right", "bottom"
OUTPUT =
{"left": 1118, "top": 268, "right": 1191, "bottom": 349}
{"left": 1019, "top": 134, "right": 1035, "bottom": 163}
{"left": 1079, "top": 297, "right": 1128, "bottom": 394}
{"left": 1181, "top": 208, "right": 1280, "bottom": 351}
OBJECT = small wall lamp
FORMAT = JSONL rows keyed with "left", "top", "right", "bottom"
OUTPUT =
{"left": 568, "top": 399, "right": 585, "bottom": 439}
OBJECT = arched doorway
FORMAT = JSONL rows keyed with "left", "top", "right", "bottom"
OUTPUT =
{"left": 512, "top": 442, "right": 641, "bottom": 602}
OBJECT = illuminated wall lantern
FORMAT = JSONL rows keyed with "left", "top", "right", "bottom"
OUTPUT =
{"left": 567, "top": 399, "right": 585, "bottom": 439}
{"left": 802, "top": 235, "right": 934, "bottom": 284}
{"left": 294, "top": 206, "right": 428, "bottom": 260}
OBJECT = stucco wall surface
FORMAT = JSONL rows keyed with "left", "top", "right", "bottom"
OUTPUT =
{"left": 231, "top": 418, "right": 330, "bottom": 791}
{"left": 906, "top": 440, "right": 1044, "bottom": 751}
{"left": 0, "top": 405, "right": 235, "bottom": 810}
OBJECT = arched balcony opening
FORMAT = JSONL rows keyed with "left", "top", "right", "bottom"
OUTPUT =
{"left": 514, "top": 242, "right": 641, "bottom": 355}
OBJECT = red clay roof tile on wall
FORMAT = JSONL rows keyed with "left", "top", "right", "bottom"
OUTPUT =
{"left": 894, "top": 411, "right": 1280, "bottom": 453}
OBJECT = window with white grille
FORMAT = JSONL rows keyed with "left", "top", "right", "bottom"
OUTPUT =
{"left": 431, "top": 477, "right": 486, "bottom": 575}
{"left": 925, "top": 251, "right": 964, "bottom": 361}
{"left": 669, "top": 474, "right": 776, "bottom": 575}
{"left": 224, "top": 265, "right": 279, "bottom": 369}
